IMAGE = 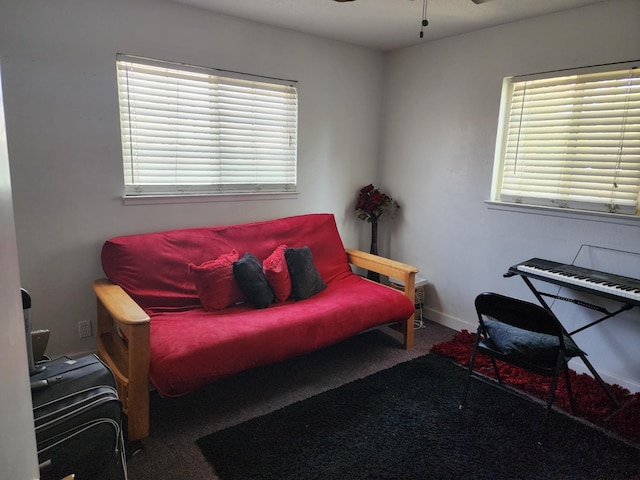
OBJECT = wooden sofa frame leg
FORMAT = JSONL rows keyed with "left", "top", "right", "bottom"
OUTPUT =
{"left": 94, "top": 279, "right": 150, "bottom": 441}
{"left": 345, "top": 248, "right": 418, "bottom": 350}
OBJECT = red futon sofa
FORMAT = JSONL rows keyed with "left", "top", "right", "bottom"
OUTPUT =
{"left": 93, "top": 213, "right": 418, "bottom": 440}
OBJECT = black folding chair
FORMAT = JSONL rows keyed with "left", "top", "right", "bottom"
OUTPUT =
{"left": 460, "top": 292, "right": 580, "bottom": 438}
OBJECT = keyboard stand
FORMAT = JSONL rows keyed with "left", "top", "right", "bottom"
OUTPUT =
{"left": 510, "top": 274, "right": 627, "bottom": 411}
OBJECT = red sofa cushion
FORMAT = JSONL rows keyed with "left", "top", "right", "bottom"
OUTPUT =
{"left": 148, "top": 274, "right": 414, "bottom": 397}
{"left": 101, "top": 214, "right": 351, "bottom": 312}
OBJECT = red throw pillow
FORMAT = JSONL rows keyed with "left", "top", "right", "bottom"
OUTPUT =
{"left": 189, "top": 250, "right": 245, "bottom": 311}
{"left": 263, "top": 244, "right": 292, "bottom": 302}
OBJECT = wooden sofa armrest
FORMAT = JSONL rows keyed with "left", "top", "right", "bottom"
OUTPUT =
{"left": 93, "top": 278, "right": 150, "bottom": 441}
{"left": 345, "top": 248, "right": 418, "bottom": 349}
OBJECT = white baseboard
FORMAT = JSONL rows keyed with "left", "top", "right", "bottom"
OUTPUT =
{"left": 568, "top": 359, "right": 640, "bottom": 395}
{"left": 424, "top": 307, "right": 474, "bottom": 333}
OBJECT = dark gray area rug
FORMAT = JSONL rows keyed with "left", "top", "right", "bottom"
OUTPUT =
{"left": 197, "top": 354, "right": 640, "bottom": 480}
{"left": 125, "top": 324, "right": 456, "bottom": 479}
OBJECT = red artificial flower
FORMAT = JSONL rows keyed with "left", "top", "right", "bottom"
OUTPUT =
{"left": 355, "top": 184, "right": 399, "bottom": 222}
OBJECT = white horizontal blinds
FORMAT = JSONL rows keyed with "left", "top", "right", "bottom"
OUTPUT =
{"left": 500, "top": 67, "right": 640, "bottom": 215}
{"left": 116, "top": 55, "right": 297, "bottom": 195}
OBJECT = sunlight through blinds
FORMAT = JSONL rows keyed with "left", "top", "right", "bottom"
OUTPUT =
{"left": 116, "top": 54, "right": 298, "bottom": 196}
{"left": 497, "top": 66, "right": 640, "bottom": 215}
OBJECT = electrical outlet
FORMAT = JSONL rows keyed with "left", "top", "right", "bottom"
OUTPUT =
{"left": 78, "top": 320, "right": 92, "bottom": 338}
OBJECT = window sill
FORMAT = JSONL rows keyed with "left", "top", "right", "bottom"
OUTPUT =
{"left": 122, "top": 191, "right": 300, "bottom": 206}
{"left": 485, "top": 201, "right": 640, "bottom": 227}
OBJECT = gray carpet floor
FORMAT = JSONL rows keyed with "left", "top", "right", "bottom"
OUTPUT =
{"left": 125, "top": 321, "right": 456, "bottom": 479}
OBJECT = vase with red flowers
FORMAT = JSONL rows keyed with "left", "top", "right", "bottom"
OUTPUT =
{"left": 355, "top": 184, "right": 399, "bottom": 281}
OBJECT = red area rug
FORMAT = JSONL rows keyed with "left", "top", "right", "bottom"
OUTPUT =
{"left": 432, "top": 330, "right": 640, "bottom": 447}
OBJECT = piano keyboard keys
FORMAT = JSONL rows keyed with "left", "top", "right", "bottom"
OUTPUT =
{"left": 511, "top": 258, "right": 640, "bottom": 306}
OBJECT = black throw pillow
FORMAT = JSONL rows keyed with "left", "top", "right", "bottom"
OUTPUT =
{"left": 284, "top": 246, "right": 326, "bottom": 300}
{"left": 233, "top": 253, "right": 274, "bottom": 309}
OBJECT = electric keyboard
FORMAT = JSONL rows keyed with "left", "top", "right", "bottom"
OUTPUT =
{"left": 508, "top": 258, "right": 640, "bottom": 307}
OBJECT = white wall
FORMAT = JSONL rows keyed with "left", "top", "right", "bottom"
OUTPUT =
{"left": 0, "top": 66, "right": 39, "bottom": 479}
{"left": 1, "top": 0, "right": 639, "bottom": 399}
{"left": 0, "top": 0, "right": 384, "bottom": 357}
{"left": 382, "top": 0, "right": 640, "bottom": 391}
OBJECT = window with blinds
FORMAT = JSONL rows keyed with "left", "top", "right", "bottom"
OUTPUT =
{"left": 116, "top": 54, "right": 298, "bottom": 197}
{"left": 491, "top": 63, "right": 640, "bottom": 216}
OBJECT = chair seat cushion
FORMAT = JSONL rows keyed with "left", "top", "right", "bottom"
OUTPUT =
{"left": 482, "top": 318, "right": 583, "bottom": 360}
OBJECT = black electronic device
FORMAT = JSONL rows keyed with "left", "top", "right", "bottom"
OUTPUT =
{"left": 22, "top": 288, "right": 46, "bottom": 376}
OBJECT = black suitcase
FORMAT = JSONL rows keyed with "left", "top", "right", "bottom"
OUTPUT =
{"left": 31, "top": 354, "right": 128, "bottom": 480}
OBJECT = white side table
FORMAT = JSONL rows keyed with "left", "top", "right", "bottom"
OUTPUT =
{"left": 389, "top": 276, "right": 428, "bottom": 322}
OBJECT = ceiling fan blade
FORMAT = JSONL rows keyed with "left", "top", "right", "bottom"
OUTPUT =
{"left": 333, "top": 0, "right": 356, "bottom": 2}
{"left": 471, "top": 0, "right": 493, "bottom": 4}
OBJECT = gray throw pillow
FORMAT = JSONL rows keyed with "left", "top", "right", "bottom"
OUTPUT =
{"left": 284, "top": 246, "right": 326, "bottom": 300}
{"left": 233, "top": 253, "right": 274, "bottom": 309}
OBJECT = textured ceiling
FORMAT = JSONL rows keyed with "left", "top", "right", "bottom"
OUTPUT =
{"left": 169, "top": 0, "right": 606, "bottom": 51}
